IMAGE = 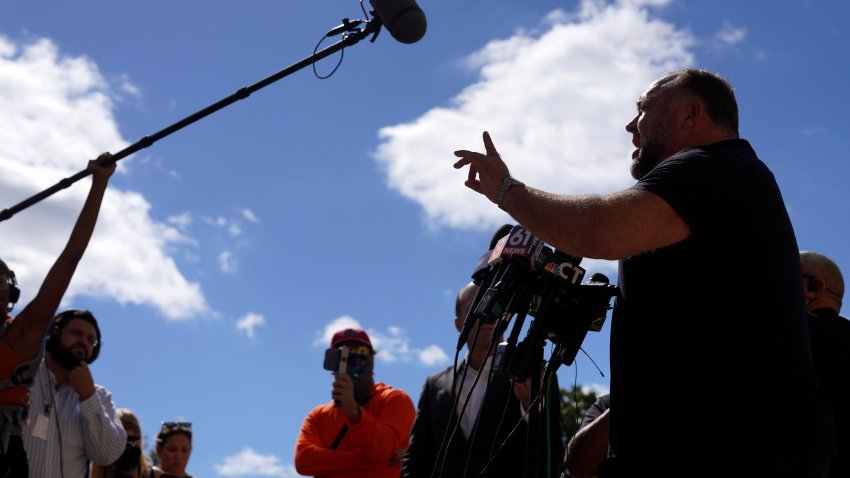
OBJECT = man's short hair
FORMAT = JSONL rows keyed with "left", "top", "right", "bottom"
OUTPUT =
{"left": 660, "top": 68, "right": 739, "bottom": 134}
{"left": 801, "top": 251, "right": 845, "bottom": 300}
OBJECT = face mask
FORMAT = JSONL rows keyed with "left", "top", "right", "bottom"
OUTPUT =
{"left": 113, "top": 443, "right": 141, "bottom": 470}
{"left": 352, "top": 375, "right": 374, "bottom": 406}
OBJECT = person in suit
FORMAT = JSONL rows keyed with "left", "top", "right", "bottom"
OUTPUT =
{"left": 800, "top": 251, "right": 849, "bottom": 478}
{"left": 402, "top": 282, "right": 563, "bottom": 478}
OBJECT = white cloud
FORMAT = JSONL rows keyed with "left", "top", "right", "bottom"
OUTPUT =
{"left": 801, "top": 127, "right": 828, "bottom": 137}
{"left": 236, "top": 312, "right": 265, "bottom": 339}
{"left": 315, "top": 316, "right": 450, "bottom": 367}
{"left": 314, "top": 315, "right": 364, "bottom": 348}
{"left": 373, "top": 0, "right": 693, "bottom": 232}
{"left": 581, "top": 382, "right": 610, "bottom": 396}
{"left": 0, "top": 33, "right": 208, "bottom": 320}
{"left": 241, "top": 208, "right": 259, "bottom": 223}
{"left": 214, "top": 447, "right": 298, "bottom": 477}
{"left": 203, "top": 211, "right": 259, "bottom": 237}
{"left": 117, "top": 72, "right": 142, "bottom": 98}
{"left": 219, "top": 250, "right": 237, "bottom": 273}
{"left": 419, "top": 345, "right": 451, "bottom": 366}
{"left": 714, "top": 20, "right": 746, "bottom": 47}
{"left": 167, "top": 212, "right": 193, "bottom": 229}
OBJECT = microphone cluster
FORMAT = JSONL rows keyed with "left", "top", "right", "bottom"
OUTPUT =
{"left": 459, "top": 225, "right": 620, "bottom": 383}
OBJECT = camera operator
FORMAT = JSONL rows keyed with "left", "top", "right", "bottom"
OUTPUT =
{"left": 294, "top": 328, "right": 415, "bottom": 478}
{"left": 402, "top": 282, "right": 563, "bottom": 478}
{"left": 801, "top": 251, "right": 849, "bottom": 478}
{"left": 90, "top": 409, "right": 152, "bottom": 478}
{"left": 453, "top": 68, "right": 834, "bottom": 476}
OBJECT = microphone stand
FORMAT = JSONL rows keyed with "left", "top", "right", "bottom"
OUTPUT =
{"left": 0, "top": 16, "right": 384, "bottom": 223}
{"left": 525, "top": 339, "right": 544, "bottom": 478}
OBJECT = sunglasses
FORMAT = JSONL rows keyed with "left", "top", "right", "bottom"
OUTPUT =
{"left": 341, "top": 345, "right": 371, "bottom": 356}
{"left": 160, "top": 421, "right": 192, "bottom": 434}
{"left": 127, "top": 435, "right": 141, "bottom": 446}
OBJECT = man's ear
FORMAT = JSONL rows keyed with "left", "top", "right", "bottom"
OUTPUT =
{"left": 807, "top": 277, "right": 824, "bottom": 294}
{"left": 454, "top": 317, "right": 463, "bottom": 333}
{"left": 680, "top": 98, "right": 705, "bottom": 129}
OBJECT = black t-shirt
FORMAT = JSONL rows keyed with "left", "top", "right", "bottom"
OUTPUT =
{"left": 610, "top": 139, "right": 834, "bottom": 467}
{"left": 580, "top": 394, "right": 611, "bottom": 430}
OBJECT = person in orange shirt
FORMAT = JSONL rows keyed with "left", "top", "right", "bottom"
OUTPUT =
{"left": 294, "top": 328, "right": 415, "bottom": 478}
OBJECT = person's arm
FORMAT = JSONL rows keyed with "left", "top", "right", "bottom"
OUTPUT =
{"left": 346, "top": 389, "right": 416, "bottom": 463}
{"left": 453, "top": 132, "right": 689, "bottom": 259}
{"left": 293, "top": 408, "right": 362, "bottom": 475}
{"left": 4, "top": 154, "right": 115, "bottom": 357}
{"left": 402, "top": 381, "right": 435, "bottom": 478}
{"left": 565, "top": 407, "right": 610, "bottom": 478}
{"left": 81, "top": 385, "right": 127, "bottom": 466}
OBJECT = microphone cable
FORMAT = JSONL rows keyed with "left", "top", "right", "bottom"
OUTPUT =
{"left": 477, "top": 346, "right": 560, "bottom": 478}
{"left": 465, "top": 366, "right": 517, "bottom": 478}
{"left": 433, "top": 310, "right": 507, "bottom": 478}
{"left": 430, "top": 325, "right": 483, "bottom": 478}
{"left": 433, "top": 323, "right": 491, "bottom": 478}
{"left": 478, "top": 390, "right": 544, "bottom": 477}
{"left": 459, "top": 330, "right": 515, "bottom": 478}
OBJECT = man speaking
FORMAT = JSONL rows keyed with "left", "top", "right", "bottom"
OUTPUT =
{"left": 453, "top": 69, "right": 834, "bottom": 477}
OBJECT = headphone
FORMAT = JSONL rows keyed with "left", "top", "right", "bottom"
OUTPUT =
{"left": 46, "top": 310, "right": 101, "bottom": 364}
{"left": 1, "top": 262, "right": 20, "bottom": 313}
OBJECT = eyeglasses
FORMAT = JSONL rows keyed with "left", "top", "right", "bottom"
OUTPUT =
{"left": 160, "top": 421, "right": 192, "bottom": 434}
{"left": 340, "top": 345, "right": 371, "bottom": 356}
{"left": 803, "top": 274, "right": 841, "bottom": 299}
{"left": 126, "top": 435, "right": 141, "bottom": 446}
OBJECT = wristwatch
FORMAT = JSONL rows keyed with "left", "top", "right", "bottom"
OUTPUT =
{"left": 496, "top": 176, "right": 524, "bottom": 210}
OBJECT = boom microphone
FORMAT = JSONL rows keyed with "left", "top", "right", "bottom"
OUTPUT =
{"left": 471, "top": 225, "right": 543, "bottom": 325}
{"left": 370, "top": 0, "right": 427, "bottom": 44}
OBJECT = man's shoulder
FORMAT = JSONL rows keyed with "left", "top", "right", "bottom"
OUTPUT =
{"left": 303, "top": 401, "right": 338, "bottom": 420}
{"left": 413, "top": 365, "right": 451, "bottom": 392}
{"left": 651, "top": 139, "right": 756, "bottom": 172}
{"left": 93, "top": 383, "right": 114, "bottom": 395}
{"left": 374, "top": 382, "right": 414, "bottom": 401}
{"left": 427, "top": 364, "right": 455, "bottom": 381}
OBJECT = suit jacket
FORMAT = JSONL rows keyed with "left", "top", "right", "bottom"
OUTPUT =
{"left": 402, "top": 362, "right": 563, "bottom": 478}
{"left": 808, "top": 309, "right": 850, "bottom": 478}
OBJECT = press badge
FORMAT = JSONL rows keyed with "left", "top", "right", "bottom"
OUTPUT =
{"left": 31, "top": 409, "right": 49, "bottom": 440}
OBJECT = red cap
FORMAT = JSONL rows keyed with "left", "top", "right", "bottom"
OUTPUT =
{"left": 331, "top": 328, "right": 373, "bottom": 350}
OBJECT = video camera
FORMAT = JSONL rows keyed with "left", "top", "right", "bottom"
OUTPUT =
{"left": 461, "top": 224, "right": 619, "bottom": 383}
{"left": 323, "top": 346, "right": 373, "bottom": 378}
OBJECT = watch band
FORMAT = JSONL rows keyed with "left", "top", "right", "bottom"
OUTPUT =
{"left": 497, "top": 176, "right": 524, "bottom": 210}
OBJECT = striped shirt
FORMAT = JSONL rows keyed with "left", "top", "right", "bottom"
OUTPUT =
{"left": 21, "top": 361, "right": 125, "bottom": 478}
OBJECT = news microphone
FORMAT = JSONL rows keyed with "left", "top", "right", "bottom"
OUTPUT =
{"left": 538, "top": 248, "right": 585, "bottom": 287}
{"left": 489, "top": 224, "right": 513, "bottom": 249}
{"left": 472, "top": 225, "right": 543, "bottom": 325}
{"left": 456, "top": 225, "right": 513, "bottom": 352}
{"left": 370, "top": 0, "right": 427, "bottom": 44}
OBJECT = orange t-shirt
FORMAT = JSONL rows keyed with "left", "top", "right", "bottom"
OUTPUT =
{"left": 294, "top": 382, "right": 415, "bottom": 478}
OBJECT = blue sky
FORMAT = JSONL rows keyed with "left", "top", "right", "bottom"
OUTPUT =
{"left": 2, "top": 0, "right": 848, "bottom": 476}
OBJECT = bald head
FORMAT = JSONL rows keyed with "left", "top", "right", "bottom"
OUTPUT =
{"left": 455, "top": 282, "right": 479, "bottom": 323}
{"left": 800, "top": 251, "right": 844, "bottom": 311}
{"left": 652, "top": 68, "right": 739, "bottom": 134}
